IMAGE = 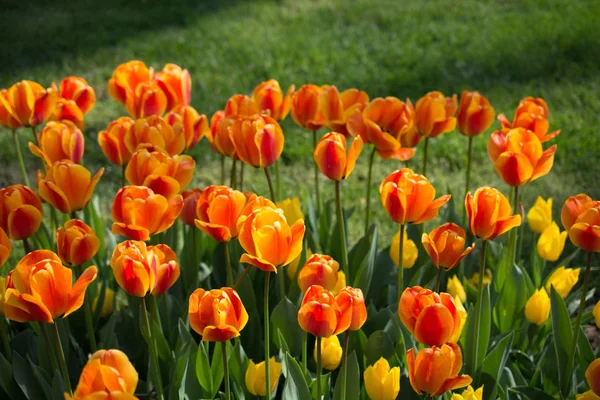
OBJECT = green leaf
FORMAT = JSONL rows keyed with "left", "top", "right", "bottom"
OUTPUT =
{"left": 211, "top": 341, "right": 231, "bottom": 399}
{"left": 493, "top": 263, "right": 531, "bottom": 333}
{"left": 152, "top": 318, "right": 172, "bottom": 362}
{"left": 352, "top": 226, "right": 378, "bottom": 298}
{"left": 283, "top": 352, "right": 311, "bottom": 400}
{"left": 196, "top": 342, "right": 213, "bottom": 396}
{"left": 332, "top": 351, "right": 360, "bottom": 400}
{"left": 168, "top": 338, "right": 191, "bottom": 400}
{"left": 309, "top": 372, "right": 330, "bottom": 400}
{"left": 270, "top": 298, "right": 301, "bottom": 355}
{"left": 0, "top": 354, "right": 26, "bottom": 400}
{"left": 577, "top": 325, "right": 595, "bottom": 373}
{"left": 229, "top": 340, "right": 249, "bottom": 399}
{"left": 12, "top": 353, "right": 46, "bottom": 400}
{"left": 365, "top": 330, "right": 394, "bottom": 367}
{"left": 508, "top": 386, "right": 555, "bottom": 400}
{"left": 480, "top": 332, "right": 514, "bottom": 400}
{"left": 464, "top": 285, "right": 491, "bottom": 375}
{"left": 550, "top": 286, "right": 573, "bottom": 396}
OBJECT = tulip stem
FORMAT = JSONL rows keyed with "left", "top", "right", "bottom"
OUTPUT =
{"left": 40, "top": 323, "right": 59, "bottom": 371}
{"left": 122, "top": 164, "right": 126, "bottom": 188}
{"left": 398, "top": 224, "right": 405, "bottom": 303}
{"left": 434, "top": 268, "right": 442, "bottom": 293}
{"left": 222, "top": 341, "right": 231, "bottom": 400}
{"left": 364, "top": 146, "right": 377, "bottom": 235}
{"left": 508, "top": 186, "right": 519, "bottom": 267}
{"left": 22, "top": 238, "right": 32, "bottom": 254}
{"left": 422, "top": 137, "right": 429, "bottom": 176}
{"left": 341, "top": 330, "right": 350, "bottom": 400}
{"left": 264, "top": 272, "right": 271, "bottom": 400}
{"left": 224, "top": 241, "right": 233, "bottom": 287}
{"left": 141, "top": 297, "right": 165, "bottom": 400}
{"left": 302, "top": 331, "right": 308, "bottom": 371}
{"left": 335, "top": 181, "right": 349, "bottom": 279}
{"left": 313, "top": 130, "right": 320, "bottom": 213}
{"left": 264, "top": 166, "right": 276, "bottom": 202}
{"left": 30, "top": 126, "right": 38, "bottom": 145}
{"left": 0, "top": 317, "right": 12, "bottom": 362}
{"left": 162, "top": 295, "right": 172, "bottom": 342}
{"left": 463, "top": 136, "right": 473, "bottom": 224}
{"left": 470, "top": 239, "right": 487, "bottom": 376}
{"left": 278, "top": 270, "right": 285, "bottom": 300}
{"left": 233, "top": 264, "right": 252, "bottom": 290}
{"left": 240, "top": 162, "right": 245, "bottom": 191}
{"left": 316, "top": 336, "right": 322, "bottom": 400}
{"left": 50, "top": 322, "right": 72, "bottom": 395}
{"left": 230, "top": 160, "right": 237, "bottom": 188}
{"left": 275, "top": 158, "right": 282, "bottom": 201}
{"left": 221, "top": 155, "right": 226, "bottom": 184}
{"left": 77, "top": 265, "right": 97, "bottom": 352}
{"left": 12, "top": 129, "right": 30, "bottom": 187}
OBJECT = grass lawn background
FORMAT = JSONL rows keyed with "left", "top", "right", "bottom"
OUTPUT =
{"left": 1, "top": 0, "right": 599, "bottom": 243}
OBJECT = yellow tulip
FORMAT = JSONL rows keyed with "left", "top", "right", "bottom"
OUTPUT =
{"left": 448, "top": 275, "right": 467, "bottom": 304}
{"left": 469, "top": 269, "right": 492, "bottom": 289}
{"left": 332, "top": 271, "right": 346, "bottom": 295}
{"left": 364, "top": 357, "right": 400, "bottom": 400}
{"left": 314, "top": 335, "right": 343, "bottom": 370}
{"left": 390, "top": 230, "right": 418, "bottom": 269}
{"left": 525, "top": 288, "right": 550, "bottom": 325}
{"left": 537, "top": 222, "right": 568, "bottom": 262}
{"left": 451, "top": 385, "right": 484, "bottom": 400}
{"left": 449, "top": 296, "right": 467, "bottom": 343}
{"left": 545, "top": 266, "right": 580, "bottom": 299}
{"left": 245, "top": 357, "right": 282, "bottom": 397}
{"left": 593, "top": 300, "right": 600, "bottom": 329}
{"left": 276, "top": 197, "right": 304, "bottom": 225}
{"left": 527, "top": 197, "right": 553, "bottom": 234}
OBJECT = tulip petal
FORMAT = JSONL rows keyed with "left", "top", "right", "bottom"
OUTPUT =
{"left": 64, "top": 266, "right": 97, "bottom": 317}
{"left": 240, "top": 253, "right": 278, "bottom": 273}
{"left": 568, "top": 222, "right": 600, "bottom": 253}
{"left": 7, "top": 204, "right": 43, "bottom": 240}
{"left": 406, "top": 348, "right": 422, "bottom": 395}
{"left": 414, "top": 194, "right": 451, "bottom": 224}
{"left": 283, "top": 220, "right": 305, "bottom": 266}
{"left": 3, "top": 289, "right": 53, "bottom": 323}
{"left": 530, "top": 145, "right": 557, "bottom": 183}
{"left": 112, "top": 222, "right": 150, "bottom": 242}
{"left": 195, "top": 220, "right": 232, "bottom": 242}
{"left": 38, "top": 179, "right": 71, "bottom": 214}
{"left": 344, "top": 136, "right": 363, "bottom": 179}
{"left": 202, "top": 325, "right": 240, "bottom": 342}
{"left": 492, "top": 215, "right": 522, "bottom": 239}
{"left": 433, "top": 375, "right": 473, "bottom": 396}
{"left": 414, "top": 304, "right": 454, "bottom": 346}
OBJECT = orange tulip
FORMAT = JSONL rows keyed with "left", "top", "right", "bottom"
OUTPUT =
{"left": 0, "top": 184, "right": 44, "bottom": 240}
{"left": 37, "top": 161, "right": 103, "bottom": 214}
{"left": 298, "top": 254, "right": 340, "bottom": 293}
{"left": 208, "top": 115, "right": 237, "bottom": 158}
{"left": 112, "top": 186, "right": 183, "bottom": 241}
{"left": 561, "top": 194, "right": 600, "bottom": 252}
{"left": 57, "top": 76, "right": 96, "bottom": 115}
{"left": 125, "top": 115, "right": 186, "bottom": 156}
{"left": 56, "top": 219, "right": 100, "bottom": 266}
{"left": 298, "top": 285, "right": 350, "bottom": 337}
{"left": 347, "top": 97, "right": 418, "bottom": 161}
{"left": 149, "top": 244, "right": 180, "bottom": 296}
{"left": 189, "top": 287, "right": 248, "bottom": 341}
{"left": 231, "top": 114, "right": 284, "bottom": 168}
{"left": 0, "top": 227, "right": 11, "bottom": 268}
{"left": 252, "top": 79, "right": 295, "bottom": 121}
{"left": 194, "top": 185, "right": 247, "bottom": 242}
{"left": 68, "top": 349, "right": 138, "bottom": 400}
{"left": 465, "top": 187, "right": 522, "bottom": 240}
{"left": 210, "top": 110, "right": 225, "bottom": 137}
{"left": 3, "top": 250, "right": 97, "bottom": 323}
{"left": 155, "top": 63, "right": 192, "bottom": 111}
{"left": 456, "top": 90, "right": 495, "bottom": 137}
{"left": 224, "top": 94, "right": 259, "bottom": 118}
{"left": 320, "top": 86, "right": 369, "bottom": 137}
{"left": 313, "top": 132, "right": 363, "bottom": 180}
{"left": 498, "top": 96, "right": 559, "bottom": 143}
{"left": 28, "top": 120, "right": 84, "bottom": 165}
{"left": 108, "top": 60, "right": 153, "bottom": 106}
{"left": 51, "top": 98, "right": 85, "bottom": 129}
{"left": 239, "top": 193, "right": 276, "bottom": 218}
{"left": 125, "top": 148, "right": 195, "bottom": 199}
{"left": 407, "top": 342, "right": 472, "bottom": 396}
{"left": 98, "top": 117, "right": 135, "bottom": 166}
{"left": 379, "top": 168, "right": 451, "bottom": 225}
{"left": 0, "top": 89, "right": 21, "bottom": 129}
{"left": 164, "top": 105, "right": 209, "bottom": 150}
{"left": 0, "top": 80, "right": 57, "bottom": 127}
{"left": 238, "top": 206, "right": 305, "bottom": 272}
{"left": 335, "top": 286, "right": 367, "bottom": 331}
{"left": 125, "top": 81, "right": 168, "bottom": 119}
{"left": 586, "top": 358, "right": 600, "bottom": 396}
{"left": 422, "top": 223, "right": 474, "bottom": 270}
{"left": 291, "top": 84, "right": 326, "bottom": 131}
{"left": 110, "top": 240, "right": 157, "bottom": 297}
{"left": 487, "top": 128, "right": 557, "bottom": 187}
{"left": 398, "top": 286, "right": 462, "bottom": 346}
{"left": 415, "top": 91, "right": 458, "bottom": 138}
{"left": 180, "top": 188, "right": 203, "bottom": 226}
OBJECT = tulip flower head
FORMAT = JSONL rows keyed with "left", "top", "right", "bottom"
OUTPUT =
{"left": 314, "top": 132, "right": 363, "bottom": 180}
{"left": 110, "top": 240, "right": 158, "bottom": 297}
{"left": 314, "top": 335, "right": 343, "bottom": 370}
{"left": 4, "top": 250, "right": 97, "bottom": 323}
{"left": 164, "top": 105, "right": 209, "bottom": 150}
{"left": 0, "top": 89, "right": 21, "bottom": 129}
{"left": 209, "top": 114, "right": 237, "bottom": 158}
{"left": 545, "top": 266, "right": 580, "bottom": 299}
{"left": 298, "top": 285, "right": 351, "bottom": 337}
{"left": 298, "top": 254, "right": 340, "bottom": 293}
{"left": 180, "top": 188, "right": 203, "bottom": 226}
{"left": 194, "top": 185, "right": 247, "bottom": 242}
{"left": 126, "top": 115, "right": 186, "bottom": 156}
{"left": 189, "top": 287, "right": 248, "bottom": 341}
{"left": 332, "top": 271, "right": 346, "bottom": 295}
{"left": 407, "top": 342, "right": 472, "bottom": 396}
{"left": 56, "top": 219, "right": 100, "bottom": 266}
{"left": 155, "top": 63, "right": 191, "bottom": 111}
{"left": 415, "top": 91, "right": 458, "bottom": 138}
{"left": 98, "top": 117, "right": 135, "bottom": 166}
{"left": 108, "top": 60, "right": 153, "bottom": 106}
{"left": 422, "top": 223, "right": 475, "bottom": 270}
{"left": 245, "top": 357, "right": 282, "bottom": 397}
{"left": 364, "top": 357, "right": 401, "bottom": 400}
{"left": 29, "top": 120, "right": 85, "bottom": 165}
{"left": 224, "top": 94, "right": 259, "bottom": 118}
{"left": 252, "top": 79, "right": 294, "bottom": 121}
{"left": 585, "top": 358, "right": 600, "bottom": 396}
{"left": 448, "top": 295, "right": 467, "bottom": 343}
{"left": 525, "top": 288, "right": 550, "bottom": 325}
{"left": 457, "top": 90, "right": 495, "bottom": 137}
{"left": 0, "top": 228, "right": 12, "bottom": 268}
{"left": 335, "top": 286, "right": 367, "bottom": 331}
{"left": 231, "top": 114, "right": 285, "bottom": 168}
{"left": 0, "top": 184, "right": 44, "bottom": 240}
{"left": 498, "top": 96, "right": 559, "bottom": 143}
{"left": 537, "top": 222, "right": 568, "bottom": 262}
{"left": 149, "top": 244, "right": 180, "bottom": 296}
{"left": 291, "top": 84, "right": 326, "bottom": 131}
{"left": 451, "top": 385, "right": 484, "bottom": 400}
{"left": 468, "top": 269, "right": 492, "bottom": 289}
{"left": 561, "top": 194, "right": 600, "bottom": 252}
{"left": 320, "top": 86, "right": 369, "bottom": 137}
{"left": 276, "top": 197, "right": 303, "bottom": 224}
{"left": 0, "top": 80, "right": 57, "bottom": 127}
{"left": 465, "top": 187, "right": 521, "bottom": 240}
{"left": 527, "top": 196, "right": 553, "bottom": 234}
{"left": 390, "top": 230, "right": 418, "bottom": 269}
{"left": 447, "top": 275, "right": 467, "bottom": 304}
{"left": 56, "top": 76, "right": 96, "bottom": 115}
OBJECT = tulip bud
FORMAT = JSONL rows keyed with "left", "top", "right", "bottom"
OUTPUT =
{"left": 252, "top": 79, "right": 294, "bottom": 121}
{"left": 336, "top": 286, "right": 367, "bottom": 331}
{"left": 245, "top": 358, "right": 282, "bottom": 397}
{"left": 314, "top": 335, "right": 343, "bottom": 370}
{"left": 320, "top": 86, "right": 369, "bottom": 137}
{"left": 536, "top": 222, "right": 568, "bottom": 262}
{"left": 194, "top": 186, "right": 247, "bottom": 242}
{"left": 465, "top": 187, "right": 521, "bottom": 240}
{"left": 98, "top": 117, "right": 135, "bottom": 166}
{"left": 415, "top": 91, "right": 457, "bottom": 138}
{"left": 457, "top": 90, "right": 495, "bottom": 137}
{"left": 0, "top": 228, "right": 12, "bottom": 268}
{"left": 189, "top": 287, "right": 248, "bottom": 341}
{"left": 149, "top": 244, "right": 180, "bottom": 296}
{"left": 0, "top": 80, "right": 57, "bottom": 127}
{"left": 390, "top": 230, "right": 418, "bottom": 269}
{"left": 180, "top": 188, "right": 203, "bottom": 226}
{"left": 0, "top": 184, "right": 44, "bottom": 240}
{"left": 29, "top": 121, "right": 85, "bottom": 165}
{"left": 451, "top": 385, "right": 484, "bottom": 400}
{"left": 527, "top": 196, "right": 553, "bottom": 234}
{"left": 545, "top": 266, "right": 580, "bottom": 299}
{"left": 594, "top": 301, "right": 600, "bottom": 329}
{"left": 56, "top": 219, "right": 100, "bottom": 266}
{"left": 291, "top": 85, "right": 326, "bottom": 131}
{"left": 298, "top": 285, "right": 350, "bottom": 337}
{"left": 364, "top": 357, "right": 400, "bottom": 400}
{"left": 298, "top": 254, "right": 340, "bottom": 293}
{"left": 525, "top": 288, "right": 550, "bottom": 325}
{"left": 155, "top": 63, "right": 191, "bottom": 111}
{"left": 332, "top": 271, "right": 346, "bottom": 295}
{"left": 447, "top": 275, "right": 467, "bottom": 304}
{"left": 313, "top": 132, "right": 363, "bottom": 180}
{"left": 561, "top": 194, "right": 600, "bottom": 253}
{"left": 422, "top": 223, "right": 474, "bottom": 270}
{"left": 110, "top": 241, "right": 157, "bottom": 297}
{"left": 448, "top": 295, "right": 467, "bottom": 343}
{"left": 231, "top": 114, "right": 285, "bottom": 168}
{"left": 585, "top": 358, "right": 600, "bottom": 396}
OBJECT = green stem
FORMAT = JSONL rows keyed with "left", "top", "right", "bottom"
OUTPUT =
{"left": 335, "top": 180, "right": 349, "bottom": 278}
{"left": 278, "top": 269, "right": 285, "bottom": 300}
{"left": 422, "top": 137, "right": 429, "bottom": 176}
{"left": 470, "top": 239, "right": 487, "bottom": 376}
{"left": 240, "top": 162, "right": 245, "bottom": 191}
{"left": 162, "top": 295, "right": 172, "bottom": 343}
{"left": 50, "top": 323, "right": 72, "bottom": 395}
{"left": 233, "top": 264, "right": 252, "bottom": 290}
{"left": 507, "top": 186, "right": 519, "bottom": 267}
{"left": 463, "top": 136, "right": 473, "bottom": 224}
{"left": 12, "top": 129, "right": 30, "bottom": 187}
{"left": 221, "top": 154, "right": 226, "bottom": 184}
{"left": 341, "top": 331, "right": 350, "bottom": 400}
{"left": 302, "top": 331, "right": 308, "bottom": 371}
{"left": 312, "top": 130, "right": 320, "bottom": 213}
{"left": 30, "top": 126, "right": 38, "bottom": 145}
{"left": 398, "top": 224, "right": 405, "bottom": 303}
{"left": 22, "top": 238, "right": 32, "bottom": 254}
{"left": 264, "top": 272, "right": 271, "bottom": 400}
{"left": 41, "top": 323, "right": 59, "bottom": 371}
{"left": 148, "top": 295, "right": 163, "bottom": 332}
{"left": 364, "top": 146, "right": 377, "bottom": 235}
{"left": 0, "top": 317, "right": 12, "bottom": 361}
{"left": 224, "top": 241, "right": 233, "bottom": 287}
{"left": 141, "top": 297, "right": 164, "bottom": 400}
{"left": 264, "top": 166, "right": 276, "bottom": 202}
{"left": 222, "top": 341, "right": 231, "bottom": 400}
{"left": 230, "top": 160, "right": 237, "bottom": 188}
{"left": 434, "top": 268, "right": 442, "bottom": 293}
{"left": 275, "top": 158, "right": 282, "bottom": 201}
{"left": 316, "top": 336, "right": 322, "bottom": 400}
{"left": 77, "top": 265, "right": 97, "bottom": 352}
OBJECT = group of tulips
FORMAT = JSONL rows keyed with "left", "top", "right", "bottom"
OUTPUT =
{"left": 0, "top": 58, "right": 598, "bottom": 400}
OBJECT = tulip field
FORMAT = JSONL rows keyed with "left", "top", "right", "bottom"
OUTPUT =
{"left": 0, "top": 1, "right": 599, "bottom": 400}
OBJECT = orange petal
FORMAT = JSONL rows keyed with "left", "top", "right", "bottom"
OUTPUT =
{"left": 64, "top": 266, "right": 97, "bottom": 317}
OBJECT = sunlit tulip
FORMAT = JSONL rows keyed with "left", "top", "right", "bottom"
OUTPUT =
{"left": 390, "top": 230, "right": 418, "bottom": 269}
{"left": 108, "top": 60, "right": 153, "bottom": 106}
{"left": 314, "top": 132, "right": 363, "bottom": 180}
{"left": 28, "top": 120, "right": 84, "bottom": 165}
{"left": 451, "top": 385, "right": 484, "bottom": 400}
{"left": 561, "top": 194, "right": 600, "bottom": 252}
{"left": 537, "top": 222, "right": 568, "bottom": 262}
{"left": 415, "top": 91, "right": 458, "bottom": 138}
{"left": 422, "top": 223, "right": 474, "bottom": 270}
{"left": 210, "top": 110, "right": 225, "bottom": 135}
{"left": 208, "top": 115, "right": 237, "bottom": 158}
{"left": 252, "top": 79, "right": 294, "bottom": 121}
{"left": 498, "top": 96, "right": 559, "bottom": 143}
{"left": 298, "top": 285, "right": 350, "bottom": 337}
{"left": 239, "top": 193, "right": 276, "bottom": 218}
{"left": 457, "top": 90, "right": 495, "bottom": 137}
{"left": 126, "top": 80, "right": 168, "bottom": 118}
{"left": 0, "top": 228, "right": 11, "bottom": 268}
{"left": 126, "top": 115, "right": 186, "bottom": 156}
{"left": 112, "top": 186, "right": 182, "bottom": 241}
{"left": 125, "top": 148, "right": 195, "bottom": 199}
{"left": 276, "top": 197, "right": 303, "bottom": 224}
{"left": 0, "top": 276, "right": 7, "bottom": 316}
{"left": 245, "top": 358, "right": 282, "bottom": 397}
{"left": 224, "top": 94, "right": 259, "bottom": 118}
{"left": 67, "top": 349, "right": 138, "bottom": 400}
{"left": 155, "top": 63, "right": 191, "bottom": 111}
{"left": 314, "top": 335, "right": 343, "bottom": 370}
{"left": 4, "top": 250, "right": 97, "bottom": 323}
{"left": 298, "top": 254, "right": 340, "bottom": 293}
{"left": 180, "top": 188, "right": 203, "bottom": 226}
{"left": 398, "top": 286, "right": 461, "bottom": 346}
{"left": 465, "top": 187, "right": 521, "bottom": 240}
{"left": 193, "top": 185, "right": 247, "bottom": 241}
{"left": 487, "top": 128, "right": 557, "bottom": 187}
{"left": 525, "top": 288, "right": 550, "bottom": 325}
{"left": 0, "top": 89, "right": 21, "bottom": 129}
{"left": 57, "top": 76, "right": 96, "bottom": 115}
{"left": 56, "top": 219, "right": 100, "bottom": 266}
{"left": 336, "top": 286, "right": 367, "bottom": 331}
{"left": 164, "top": 105, "right": 209, "bottom": 150}
{"left": 291, "top": 84, "right": 326, "bottom": 130}
{"left": 92, "top": 288, "right": 116, "bottom": 318}
{"left": 320, "top": 86, "right": 369, "bottom": 137}
{"left": 448, "top": 296, "right": 467, "bottom": 343}
{"left": 380, "top": 168, "right": 451, "bottom": 225}
{"left": 447, "top": 275, "right": 466, "bottom": 304}
{"left": 231, "top": 114, "right": 284, "bottom": 168}
{"left": 364, "top": 357, "right": 400, "bottom": 400}
{"left": 468, "top": 269, "right": 492, "bottom": 289}
{"left": 37, "top": 161, "right": 103, "bottom": 214}
{"left": 0, "top": 185, "right": 43, "bottom": 240}
{"left": 594, "top": 301, "right": 600, "bottom": 329}
{"left": 407, "top": 342, "right": 472, "bottom": 396}
{"left": 527, "top": 196, "right": 553, "bottom": 234}
{"left": 332, "top": 271, "right": 346, "bottom": 295}
{"left": 52, "top": 99, "right": 85, "bottom": 129}
{"left": 98, "top": 117, "right": 135, "bottom": 166}
{"left": 110, "top": 240, "right": 157, "bottom": 297}
{"left": 545, "top": 266, "right": 580, "bottom": 299}
{"left": 189, "top": 287, "right": 248, "bottom": 341}
{"left": 0, "top": 80, "right": 57, "bottom": 127}
{"left": 347, "top": 97, "right": 418, "bottom": 161}
{"left": 587, "top": 359, "right": 600, "bottom": 396}
{"left": 149, "top": 244, "right": 180, "bottom": 296}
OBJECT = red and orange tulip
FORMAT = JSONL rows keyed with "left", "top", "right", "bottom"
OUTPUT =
{"left": 224, "top": 94, "right": 259, "bottom": 118}
{"left": 231, "top": 114, "right": 284, "bottom": 168}
{"left": 164, "top": 105, "right": 209, "bottom": 150}
{"left": 52, "top": 76, "right": 96, "bottom": 128}
{"left": 0, "top": 80, "right": 57, "bottom": 127}
{"left": 456, "top": 90, "right": 495, "bottom": 137}
{"left": 208, "top": 115, "right": 237, "bottom": 158}
{"left": 110, "top": 240, "right": 158, "bottom": 297}
{"left": 149, "top": 244, "right": 180, "bottom": 296}
{"left": 314, "top": 132, "right": 363, "bottom": 180}
{"left": 298, "top": 285, "right": 350, "bottom": 337}
{"left": 252, "top": 79, "right": 294, "bottom": 121}
{"left": 0, "top": 89, "right": 21, "bottom": 129}
{"left": 239, "top": 193, "right": 276, "bottom": 217}
{"left": 422, "top": 223, "right": 474, "bottom": 270}
{"left": 297, "top": 254, "right": 340, "bottom": 293}
{"left": 0, "top": 227, "right": 11, "bottom": 268}
{"left": 29, "top": 120, "right": 85, "bottom": 165}
{"left": 415, "top": 91, "right": 458, "bottom": 138}
{"left": 155, "top": 63, "right": 191, "bottom": 111}
{"left": 189, "top": 287, "right": 248, "bottom": 341}
{"left": 498, "top": 96, "right": 559, "bottom": 142}
{"left": 108, "top": 60, "right": 153, "bottom": 106}
{"left": 3, "top": 250, "right": 97, "bottom": 323}
{"left": 291, "top": 84, "right": 326, "bottom": 131}
{"left": 126, "top": 81, "right": 168, "bottom": 119}
{"left": 194, "top": 185, "right": 247, "bottom": 242}
{"left": 0, "top": 184, "right": 44, "bottom": 240}
{"left": 98, "top": 117, "right": 135, "bottom": 166}
{"left": 465, "top": 187, "right": 522, "bottom": 240}
{"left": 561, "top": 194, "right": 600, "bottom": 252}
{"left": 180, "top": 188, "right": 203, "bottom": 226}
{"left": 336, "top": 286, "right": 367, "bottom": 331}
{"left": 320, "top": 86, "right": 369, "bottom": 137}
{"left": 56, "top": 219, "right": 100, "bottom": 266}
{"left": 126, "top": 115, "right": 186, "bottom": 156}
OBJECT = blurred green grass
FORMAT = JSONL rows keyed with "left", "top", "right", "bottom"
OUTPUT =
{"left": 0, "top": 0, "right": 599, "bottom": 243}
